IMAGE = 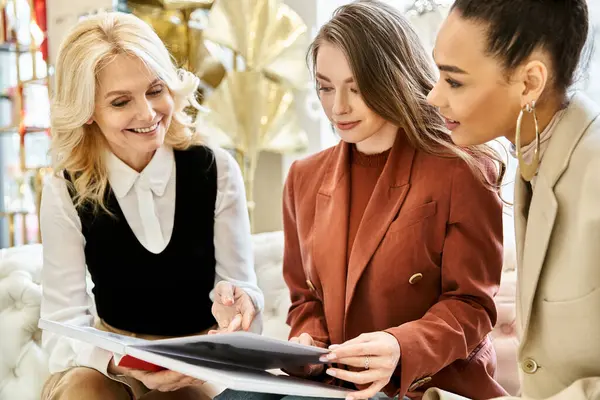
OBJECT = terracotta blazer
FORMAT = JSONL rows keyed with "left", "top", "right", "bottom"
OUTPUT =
{"left": 282, "top": 131, "right": 507, "bottom": 399}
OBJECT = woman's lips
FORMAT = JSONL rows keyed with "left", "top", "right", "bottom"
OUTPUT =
{"left": 443, "top": 117, "right": 460, "bottom": 131}
{"left": 336, "top": 121, "right": 361, "bottom": 131}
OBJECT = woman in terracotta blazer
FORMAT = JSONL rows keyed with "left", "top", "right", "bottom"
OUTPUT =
{"left": 279, "top": 1, "right": 507, "bottom": 399}
{"left": 273, "top": 2, "right": 510, "bottom": 400}
{"left": 215, "top": 2, "right": 506, "bottom": 400}
{"left": 424, "top": 1, "right": 600, "bottom": 399}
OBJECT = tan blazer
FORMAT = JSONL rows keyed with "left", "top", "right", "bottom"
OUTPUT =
{"left": 424, "top": 92, "right": 600, "bottom": 400}
{"left": 282, "top": 130, "right": 508, "bottom": 399}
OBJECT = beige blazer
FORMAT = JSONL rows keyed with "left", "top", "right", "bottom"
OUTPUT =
{"left": 423, "top": 92, "right": 600, "bottom": 400}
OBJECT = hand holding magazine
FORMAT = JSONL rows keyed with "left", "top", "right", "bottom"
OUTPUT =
{"left": 38, "top": 318, "right": 353, "bottom": 398}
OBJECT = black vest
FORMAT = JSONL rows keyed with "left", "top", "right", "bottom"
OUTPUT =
{"left": 66, "top": 146, "right": 217, "bottom": 336}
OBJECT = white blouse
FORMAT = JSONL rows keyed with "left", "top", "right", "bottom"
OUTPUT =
{"left": 39, "top": 144, "right": 264, "bottom": 376}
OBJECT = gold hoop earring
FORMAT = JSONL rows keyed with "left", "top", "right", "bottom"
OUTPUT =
{"left": 515, "top": 100, "right": 540, "bottom": 182}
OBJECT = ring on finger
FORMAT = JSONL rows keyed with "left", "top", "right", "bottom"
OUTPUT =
{"left": 364, "top": 356, "right": 370, "bottom": 370}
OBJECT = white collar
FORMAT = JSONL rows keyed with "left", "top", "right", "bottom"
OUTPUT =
{"left": 105, "top": 145, "right": 174, "bottom": 198}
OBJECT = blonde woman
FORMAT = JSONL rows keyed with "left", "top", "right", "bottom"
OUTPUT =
{"left": 217, "top": 1, "right": 507, "bottom": 400}
{"left": 39, "top": 11, "right": 263, "bottom": 400}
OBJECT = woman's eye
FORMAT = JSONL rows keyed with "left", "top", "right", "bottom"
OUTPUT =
{"left": 445, "top": 78, "right": 463, "bottom": 89}
{"left": 148, "top": 86, "right": 163, "bottom": 96}
{"left": 111, "top": 99, "right": 129, "bottom": 107}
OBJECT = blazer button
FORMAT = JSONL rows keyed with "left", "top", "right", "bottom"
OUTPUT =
{"left": 409, "top": 273, "right": 423, "bottom": 285}
{"left": 408, "top": 376, "right": 432, "bottom": 391}
{"left": 306, "top": 279, "right": 317, "bottom": 292}
{"left": 522, "top": 358, "right": 539, "bottom": 374}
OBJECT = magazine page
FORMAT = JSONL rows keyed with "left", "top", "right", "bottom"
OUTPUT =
{"left": 126, "top": 346, "right": 353, "bottom": 398}
{"left": 132, "top": 331, "right": 329, "bottom": 371}
{"left": 38, "top": 318, "right": 145, "bottom": 355}
{"left": 39, "top": 318, "right": 352, "bottom": 397}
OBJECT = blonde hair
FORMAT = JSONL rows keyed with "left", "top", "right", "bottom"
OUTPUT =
{"left": 50, "top": 11, "right": 204, "bottom": 213}
{"left": 309, "top": 0, "right": 505, "bottom": 191}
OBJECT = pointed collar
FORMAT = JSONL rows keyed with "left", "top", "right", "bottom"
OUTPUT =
{"left": 105, "top": 145, "right": 174, "bottom": 198}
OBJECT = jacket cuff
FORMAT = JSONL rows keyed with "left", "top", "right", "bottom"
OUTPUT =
{"left": 383, "top": 326, "right": 433, "bottom": 398}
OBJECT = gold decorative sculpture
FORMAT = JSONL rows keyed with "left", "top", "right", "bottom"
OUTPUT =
{"left": 128, "top": 4, "right": 189, "bottom": 64}
{"left": 147, "top": 0, "right": 213, "bottom": 9}
{"left": 128, "top": 0, "right": 225, "bottom": 89}
{"left": 129, "top": 0, "right": 310, "bottom": 230}
{"left": 202, "top": 72, "right": 306, "bottom": 155}
{"left": 200, "top": 71, "right": 307, "bottom": 222}
{"left": 187, "top": 10, "right": 225, "bottom": 89}
{"left": 197, "top": 0, "right": 309, "bottom": 230}
{"left": 203, "top": 0, "right": 309, "bottom": 88}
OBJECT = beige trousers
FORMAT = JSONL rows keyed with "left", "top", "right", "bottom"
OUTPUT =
{"left": 41, "top": 319, "right": 216, "bottom": 400}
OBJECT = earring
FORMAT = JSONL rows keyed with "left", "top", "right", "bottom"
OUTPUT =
{"left": 515, "top": 100, "right": 540, "bottom": 182}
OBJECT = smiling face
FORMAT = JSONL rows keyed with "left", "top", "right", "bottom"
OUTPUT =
{"left": 92, "top": 53, "right": 174, "bottom": 168}
{"left": 315, "top": 42, "right": 398, "bottom": 153}
{"left": 427, "top": 10, "right": 524, "bottom": 146}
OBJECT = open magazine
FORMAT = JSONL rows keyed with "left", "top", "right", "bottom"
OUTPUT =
{"left": 38, "top": 319, "right": 353, "bottom": 398}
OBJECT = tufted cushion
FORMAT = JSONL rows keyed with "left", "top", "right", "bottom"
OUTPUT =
{"left": 252, "top": 231, "right": 291, "bottom": 341}
{"left": 0, "top": 244, "right": 49, "bottom": 400}
{"left": 491, "top": 269, "right": 520, "bottom": 396}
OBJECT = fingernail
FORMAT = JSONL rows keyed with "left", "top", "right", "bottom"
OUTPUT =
{"left": 329, "top": 344, "right": 340, "bottom": 349}
{"left": 326, "top": 353, "right": 337, "bottom": 360}
{"left": 326, "top": 369, "right": 336, "bottom": 377}
{"left": 346, "top": 396, "right": 354, "bottom": 400}
{"left": 319, "top": 356, "right": 328, "bottom": 362}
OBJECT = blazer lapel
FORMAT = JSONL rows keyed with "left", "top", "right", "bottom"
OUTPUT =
{"left": 518, "top": 92, "right": 600, "bottom": 344}
{"left": 513, "top": 174, "right": 529, "bottom": 335}
{"left": 312, "top": 142, "right": 352, "bottom": 345}
{"left": 345, "top": 130, "right": 415, "bottom": 313}
{"left": 513, "top": 176, "right": 529, "bottom": 270}
{"left": 518, "top": 175, "right": 557, "bottom": 344}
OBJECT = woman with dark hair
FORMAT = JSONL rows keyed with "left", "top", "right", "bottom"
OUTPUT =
{"left": 425, "top": 0, "right": 600, "bottom": 399}
{"left": 216, "top": 1, "right": 508, "bottom": 400}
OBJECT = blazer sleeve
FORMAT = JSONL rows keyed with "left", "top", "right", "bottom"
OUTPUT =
{"left": 282, "top": 161, "right": 331, "bottom": 349}
{"left": 423, "top": 377, "right": 600, "bottom": 400}
{"left": 383, "top": 159, "right": 504, "bottom": 397}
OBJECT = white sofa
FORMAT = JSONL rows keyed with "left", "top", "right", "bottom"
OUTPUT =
{"left": 0, "top": 229, "right": 519, "bottom": 400}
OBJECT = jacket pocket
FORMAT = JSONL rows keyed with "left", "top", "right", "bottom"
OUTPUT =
{"left": 538, "top": 285, "right": 600, "bottom": 386}
{"left": 388, "top": 201, "right": 437, "bottom": 233}
{"left": 542, "top": 285, "right": 600, "bottom": 305}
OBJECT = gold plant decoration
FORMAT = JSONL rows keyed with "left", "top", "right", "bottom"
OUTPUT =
{"left": 197, "top": 0, "right": 310, "bottom": 230}
{"left": 128, "top": 0, "right": 310, "bottom": 231}
{"left": 128, "top": 0, "right": 226, "bottom": 92}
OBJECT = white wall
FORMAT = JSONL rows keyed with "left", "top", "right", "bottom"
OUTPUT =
{"left": 46, "top": 0, "right": 117, "bottom": 66}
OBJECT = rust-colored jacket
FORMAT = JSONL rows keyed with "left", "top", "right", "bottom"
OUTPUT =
{"left": 282, "top": 131, "right": 507, "bottom": 399}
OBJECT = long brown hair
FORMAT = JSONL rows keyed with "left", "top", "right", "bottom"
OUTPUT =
{"left": 308, "top": 0, "right": 505, "bottom": 191}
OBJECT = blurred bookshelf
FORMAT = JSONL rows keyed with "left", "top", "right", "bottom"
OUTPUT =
{"left": 0, "top": 0, "right": 52, "bottom": 248}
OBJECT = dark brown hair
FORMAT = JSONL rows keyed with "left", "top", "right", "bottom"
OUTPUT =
{"left": 451, "top": 0, "right": 591, "bottom": 95}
